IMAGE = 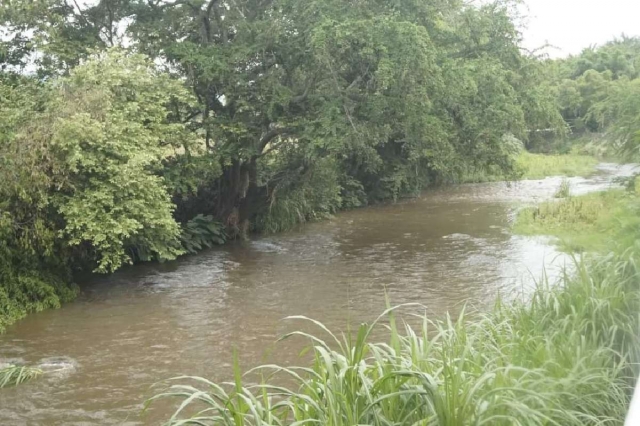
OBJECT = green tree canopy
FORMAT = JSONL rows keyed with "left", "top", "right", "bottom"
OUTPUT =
{"left": 0, "top": 49, "right": 196, "bottom": 273}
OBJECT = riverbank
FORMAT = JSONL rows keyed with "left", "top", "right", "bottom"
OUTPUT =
{"left": 457, "top": 151, "right": 600, "bottom": 184}
{"left": 514, "top": 183, "right": 639, "bottom": 253}
{"left": 516, "top": 151, "right": 599, "bottom": 179}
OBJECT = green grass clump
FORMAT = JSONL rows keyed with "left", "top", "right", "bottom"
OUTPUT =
{"left": 514, "top": 190, "right": 640, "bottom": 253}
{"left": 147, "top": 252, "right": 640, "bottom": 425}
{"left": 453, "top": 152, "right": 599, "bottom": 184}
{"left": 0, "top": 365, "right": 43, "bottom": 388}
{"left": 516, "top": 152, "right": 599, "bottom": 179}
{"left": 554, "top": 178, "right": 572, "bottom": 198}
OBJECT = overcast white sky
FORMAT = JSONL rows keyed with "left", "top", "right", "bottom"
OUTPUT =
{"left": 521, "top": 0, "right": 640, "bottom": 57}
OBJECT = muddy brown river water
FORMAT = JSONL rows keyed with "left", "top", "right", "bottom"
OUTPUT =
{"left": 0, "top": 163, "right": 637, "bottom": 425}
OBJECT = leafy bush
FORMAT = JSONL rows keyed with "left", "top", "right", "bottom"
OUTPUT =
{"left": 49, "top": 50, "right": 193, "bottom": 272}
{"left": 180, "top": 215, "right": 226, "bottom": 254}
{"left": 569, "top": 133, "right": 620, "bottom": 160}
{"left": 0, "top": 50, "right": 199, "bottom": 329}
{"left": 0, "top": 212, "right": 78, "bottom": 333}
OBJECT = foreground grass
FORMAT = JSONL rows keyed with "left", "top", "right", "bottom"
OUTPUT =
{"left": 514, "top": 189, "right": 640, "bottom": 253}
{"left": 516, "top": 152, "right": 599, "bottom": 179}
{"left": 148, "top": 252, "right": 640, "bottom": 425}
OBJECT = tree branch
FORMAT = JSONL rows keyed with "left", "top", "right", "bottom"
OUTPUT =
{"left": 346, "top": 75, "right": 363, "bottom": 91}
{"left": 206, "top": 0, "right": 221, "bottom": 16}
{"left": 257, "top": 127, "right": 290, "bottom": 153}
{"left": 182, "top": 109, "right": 202, "bottom": 123}
{"left": 156, "top": 0, "right": 197, "bottom": 10}
{"left": 259, "top": 143, "right": 282, "bottom": 157}
{"left": 64, "top": 0, "right": 92, "bottom": 28}
{"left": 290, "top": 74, "right": 318, "bottom": 104}
{"left": 201, "top": 0, "right": 222, "bottom": 44}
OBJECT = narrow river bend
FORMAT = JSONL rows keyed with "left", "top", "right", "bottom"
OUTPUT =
{"left": 0, "top": 164, "right": 635, "bottom": 425}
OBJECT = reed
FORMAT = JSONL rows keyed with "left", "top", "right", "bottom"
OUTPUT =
{"left": 0, "top": 365, "right": 43, "bottom": 388}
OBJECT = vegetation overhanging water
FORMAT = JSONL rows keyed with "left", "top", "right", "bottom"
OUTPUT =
{"left": 3, "top": 0, "right": 640, "bottom": 423}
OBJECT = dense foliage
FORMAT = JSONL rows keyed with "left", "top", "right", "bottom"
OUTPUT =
{"left": 2, "top": 0, "right": 564, "bottom": 228}
{"left": 0, "top": 0, "right": 571, "bottom": 327}
{"left": 547, "top": 36, "right": 640, "bottom": 157}
{"left": 0, "top": 50, "right": 197, "bottom": 329}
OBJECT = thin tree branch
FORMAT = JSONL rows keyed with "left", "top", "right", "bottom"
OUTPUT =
{"left": 258, "top": 127, "right": 290, "bottom": 153}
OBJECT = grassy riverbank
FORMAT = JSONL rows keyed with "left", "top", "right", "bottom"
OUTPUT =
{"left": 516, "top": 151, "right": 599, "bottom": 179}
{"left": 514, "top": 188, "right": 640, "bottom": 253}
{"left": 149, "top": 252, "right": 640, "bottom": 424}
{"left": 457, "top": 152, "right": 600, "bottom": 184}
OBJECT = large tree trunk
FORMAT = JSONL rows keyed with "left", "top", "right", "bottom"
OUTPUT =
{"left": 215, "top": 128, "right": 284, "bottom": 238}
{"left": 217, "top": 156, "right": 263, "bottom": 240}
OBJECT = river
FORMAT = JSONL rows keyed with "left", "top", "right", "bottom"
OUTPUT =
{"left": 0, "top": 163, "right": 636, "bottom": 425}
